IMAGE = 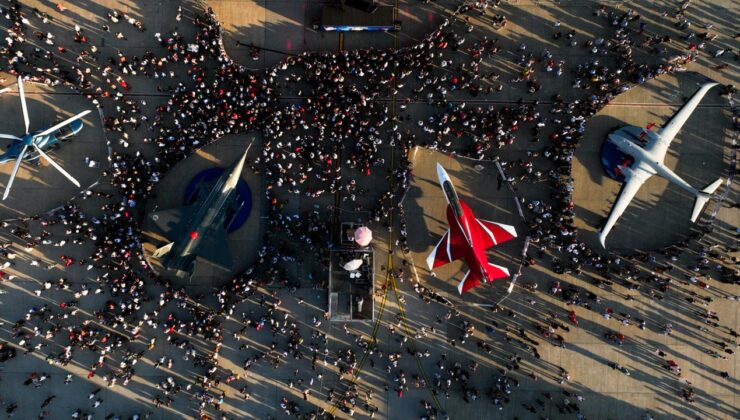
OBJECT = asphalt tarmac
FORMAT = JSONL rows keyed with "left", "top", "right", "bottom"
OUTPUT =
{"left": 0, "top": 1, "right": 736, "bottom": 419}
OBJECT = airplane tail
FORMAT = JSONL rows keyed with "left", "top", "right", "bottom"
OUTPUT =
{"left": 485, "top": 262, "right": 510, "bottom": 282}
{"left": 457, "top": 271, "right": 481, "bottom": 294}
{"left": 152, "top": 242, "right": 174, "bottom": 258}
{"left": 457, "top": 262, "right": 511, "bottom": 294}
{"left": 691, "top": 178, "right": 722, "bottom": 222}
{"left": 175, "top": 259, "right": 197, "bottom": 282}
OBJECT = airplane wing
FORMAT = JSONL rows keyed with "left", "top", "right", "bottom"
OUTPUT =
{"left": 196, "top": 226, "right": 233, "bottom": 269}
{"left": 152, "top": 242, "right": 174, "bottom": 258}
{"left": 426, "top": 229, "right": 467, "bottom": 270}
{"left": 649, "top": 82, "right": 718, "bottom": 158}
{"left": 598, "top": 168, "right": 653, "bottom": 247}
{"left": 150, "top": 206, "right": 194, "bottom": 241}
{"left": 475, "top": 219, "right": 517, "bottom": 249}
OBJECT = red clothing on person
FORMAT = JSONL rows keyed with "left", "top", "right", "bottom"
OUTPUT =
{"left": 568, "top": 310, "right": 579, "bottom": 325}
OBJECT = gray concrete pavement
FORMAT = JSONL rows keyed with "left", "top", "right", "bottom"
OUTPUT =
{"left": 0, "top": 0, "right": 736, "bottom": 420}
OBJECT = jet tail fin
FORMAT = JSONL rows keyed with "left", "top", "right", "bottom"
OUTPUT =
{"left": 485, "top": 262, "right": 510, "bottom": 282}
{"left": 691, "top": 178, "right": 722, "bottom": 222}
{"left": 457, "top": 262, "right": 512, "bottom": 294}
{"left": 152, "top": 242, "right": 174, "bottom": 258}
{"left": 457, "top": 271, "right": 482, "bottom": 294}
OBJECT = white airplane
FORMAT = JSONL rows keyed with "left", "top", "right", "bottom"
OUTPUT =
{"left": 598, "top": 82, "right": 722, "bottom": 248}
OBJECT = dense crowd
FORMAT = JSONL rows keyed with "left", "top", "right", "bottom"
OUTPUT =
{"left": 0, "top": 0, "right": 736, "bottom": 419}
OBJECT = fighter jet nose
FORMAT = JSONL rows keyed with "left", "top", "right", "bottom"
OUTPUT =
{"left": 436, "top": 163, "right": 450, "bottom": 183}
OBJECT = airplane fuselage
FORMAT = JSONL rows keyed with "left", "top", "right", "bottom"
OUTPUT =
{"left": 162, "top": 176, "right": 238, "bottom": 272}
{"left": 607, "top": 129, "right": 699, "bottom": 196}
{"left": 0, "top": 119, "right": 83, "bottom": 164}
{"left": 438, "top": 165, "right": 490, "bottom": 282}
{"left": 448, "top": 203, "right": 490, "bottom": 283}
{"left": 157, "top": 149, "right": 249, "bottom": 274}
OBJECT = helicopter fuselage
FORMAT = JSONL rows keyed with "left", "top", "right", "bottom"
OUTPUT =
{"left": 0, "top": 119, "right": 82, "bottom": 164}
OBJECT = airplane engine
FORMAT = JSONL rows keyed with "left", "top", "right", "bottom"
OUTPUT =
{"left": 617, "top": 164, "right": 635, "bottom": 179}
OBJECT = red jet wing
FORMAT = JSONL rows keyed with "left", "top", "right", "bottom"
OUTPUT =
{"left": 456, "top": 200, "right": 517, "bottom": 249}
{"left": 475, "top": 218, "right": 517, "bottom": 249}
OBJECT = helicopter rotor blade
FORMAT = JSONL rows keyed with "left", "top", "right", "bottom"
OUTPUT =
{"left": 17, "top": 76, "right": 30, "bottom": 135}
{"left": 3, "top": 144, "right": 28, "bottom": 200}
{"left": 34, "top": 110, "right": 91, "bottom": 138}
{"left": 33, "top": 144, "right": 80, "bottom": 187}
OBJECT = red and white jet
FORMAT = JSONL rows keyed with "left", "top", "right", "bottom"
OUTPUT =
{"left": 427, "top": 163, "right": 517, "bottom": 294}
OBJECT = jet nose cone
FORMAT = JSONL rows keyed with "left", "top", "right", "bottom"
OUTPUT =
{"left": 436, "top": 163, "right": 451, "bottom": 185}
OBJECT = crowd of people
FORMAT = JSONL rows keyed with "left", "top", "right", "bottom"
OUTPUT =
{"left": 0, "top": 0, "right": 736, "bottom": 419}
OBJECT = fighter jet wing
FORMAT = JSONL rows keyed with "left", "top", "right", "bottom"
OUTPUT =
{"left": 475, "top": 219, "right": 517, "bottom": 249}
{"left": 598, "top": 168, "right": 653, "bottom": 248}
{"left": 426, "top": 229, "right": 467, "bottom": 270}
{"left": 649, "top": 83, "right": 718, "bottom": 158}
{"left": 150, "top": 206, "right": 194, "bottom": 241}
{"left": 196, "top": 226, "right": 234, "bottom": 270}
